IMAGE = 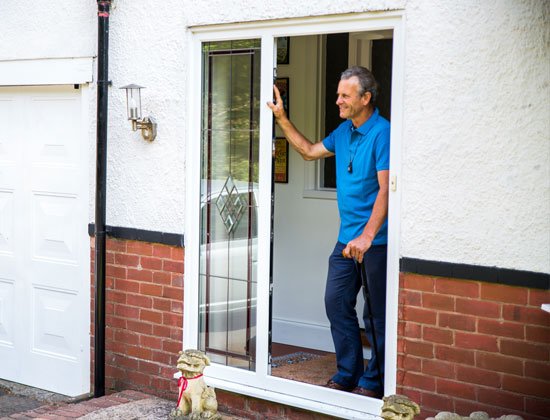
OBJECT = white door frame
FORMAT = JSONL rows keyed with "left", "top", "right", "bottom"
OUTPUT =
{"left": 184, "top": 12, "right": 404, "bottom": 419}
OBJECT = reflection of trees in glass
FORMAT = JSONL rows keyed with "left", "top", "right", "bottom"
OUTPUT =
{"left": 198, "top": 40, "right": 261, "bottom": 370}
{"left": 202, "top": 40, "right": 261, "bottom": 184}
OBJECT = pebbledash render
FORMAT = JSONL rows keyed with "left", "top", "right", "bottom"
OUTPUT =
{"left": 0, "top": 0, "right": 548, "bottom": 419}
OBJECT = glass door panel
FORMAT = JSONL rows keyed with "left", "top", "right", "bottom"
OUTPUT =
{"left": 199, "top": 39, "right": 261, "bottom": 371}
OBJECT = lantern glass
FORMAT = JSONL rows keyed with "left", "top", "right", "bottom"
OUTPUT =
{"left": 121, "top": 84, "right": 144, "bottom": 120}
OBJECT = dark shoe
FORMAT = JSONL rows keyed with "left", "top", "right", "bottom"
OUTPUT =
{"left": 324, "top": 380, "right": 353, "bottom": 392}
{"left": 351, "top": 386, "right": 382, "bottom": 399}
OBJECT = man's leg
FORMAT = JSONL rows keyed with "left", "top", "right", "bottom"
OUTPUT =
{"left": 357, "top": 244, "right": 387, "bottom": 395}
{"left": 324, "top": 242, "right": 363, "bottom": 390}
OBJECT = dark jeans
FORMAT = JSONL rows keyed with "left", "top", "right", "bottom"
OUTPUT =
{"left": 324, "top": 241, "right": 387, "bottom": 393}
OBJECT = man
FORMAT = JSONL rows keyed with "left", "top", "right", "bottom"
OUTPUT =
{"left": 267, "top": 66, "right": 390, "bottom": 399}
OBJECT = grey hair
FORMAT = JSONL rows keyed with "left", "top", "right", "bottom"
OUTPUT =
{"left": 340, "top": 66, "right": 379, "bottom": 104}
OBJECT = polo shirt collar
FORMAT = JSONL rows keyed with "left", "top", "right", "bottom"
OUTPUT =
{"left": 351, "top": 108, "right": 379, "bottom": 135}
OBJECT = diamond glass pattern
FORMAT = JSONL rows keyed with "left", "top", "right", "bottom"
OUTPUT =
{"left": 215, "top": 176, "right": 246, "bottom": 234}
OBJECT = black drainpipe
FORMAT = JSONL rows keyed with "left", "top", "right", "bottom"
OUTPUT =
{"left": 94, "top": 0, "right": 111, "bottom": 398}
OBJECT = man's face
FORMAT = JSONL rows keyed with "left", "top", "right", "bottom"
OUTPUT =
{"left": 336, "top": 76, "right": 371, "bottom": 121}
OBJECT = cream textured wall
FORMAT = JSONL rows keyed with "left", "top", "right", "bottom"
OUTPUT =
{"left": 0, "top": 0, "right": 96, "bottom": 60}
{"left": 1, "top": 0, "right": 548, "bottom": 273}
{"left": 102, "top": 2, "right": 188, "bottom": 236}
{"left": 400, "top": 0, "right": 549, "bottom": 273}
{"left": 180, "top": 0, "right": 405, "bottom": 26}
{"left": 180, "top": 0, "right": 550, "bottom": 273}
{"left": 102, "top": 0, "right": 405, "bottom": 236}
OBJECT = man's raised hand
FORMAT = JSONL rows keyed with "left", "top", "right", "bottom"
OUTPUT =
{"left": 267, "top": 84, "right": 287, "bottom": 120}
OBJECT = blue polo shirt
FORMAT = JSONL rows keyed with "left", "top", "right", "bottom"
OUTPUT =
{"left": 322, "top": 108, "right": 390, "bottom": 245}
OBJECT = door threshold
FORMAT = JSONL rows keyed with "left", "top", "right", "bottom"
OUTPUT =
{"left": 205, "top": 376, "right": 382, "bottom": 420}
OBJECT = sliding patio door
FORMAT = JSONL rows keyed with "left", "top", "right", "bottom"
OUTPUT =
{"left": 187, "top": 14, "right": 403, "bottom": 418}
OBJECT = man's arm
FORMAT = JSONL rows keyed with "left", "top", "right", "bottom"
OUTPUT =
{"left": 267, "top": 85, "right": 333, "bottom": 161}
{"left": 342, "top": 170, "right": 389, "bottom": 263}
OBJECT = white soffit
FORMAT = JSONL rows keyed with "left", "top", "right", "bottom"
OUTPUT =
{"left": 0, "top": 57, "right": 94, "bottom": 86}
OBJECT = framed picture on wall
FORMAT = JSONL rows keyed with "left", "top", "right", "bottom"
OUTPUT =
{"left": 274, "top": 137, "right": 289, "bottom": 183}
{"left": 275, "top": 77, "right": 289, "bottom": 118}
{"left": 277, "top": 37, "right": 290, "bottom": 64}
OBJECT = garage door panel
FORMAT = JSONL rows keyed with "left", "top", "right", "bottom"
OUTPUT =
{"left": 0, "top": 258, "right": 16, "bottom": 280}
{"left": 0, "top": 165, "right": 18, "bottom": 189}
{"left": 0, "top": 98, "right": 18, "bottom": 162}
{"left": 32, "top": 193, "right": 79, "bottom": 264}
{"left": 30, "top": 98, "right": 79, "bottom": 165}
{"left": 0, "top": 279, "right": 15, "bottom": 347}
{"left": 0, "top": 190, "right": 15, "bottom": 254}
{"left": 28, "top": 265, "right": 81, "bottom": 294}
{"left": 0, "top": 277, "right": 17, "bottom": 380}
{"left": 0, "top": 90, "right": 24, "bottom": 384}
{"left": 32, "top": 286, "right": 79, "bottom": 360}
{"left": 30, "top": 166, "right": 80, "bottom": 194}
{"left": 0, "top": 86, "right": 89, "bottom": 396}
{"left": 26, "top": 356, "right": 82, "bottom": 397}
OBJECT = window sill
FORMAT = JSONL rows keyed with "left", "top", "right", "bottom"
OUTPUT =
{"left": 302, "top": 189, "right": 337, "bottom": 200}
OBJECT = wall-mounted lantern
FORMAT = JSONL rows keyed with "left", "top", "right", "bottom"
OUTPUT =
{"left": 120, "top": 84, "right": 157, "bottom": 141}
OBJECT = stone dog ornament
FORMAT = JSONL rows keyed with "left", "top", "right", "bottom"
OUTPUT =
{"left": 170, "top": 349, "right": 221, "bottom": 420}
{"left": 381, "top": 394, "right": 421, "bottom": 420}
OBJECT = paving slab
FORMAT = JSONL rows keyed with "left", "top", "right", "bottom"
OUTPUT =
{"left": 0, "top": 380, "right": 83, "bottom": 405}
{"left": 0, "top": 380, "right": 80, "bottom": 419}
{"left": 0, "top": 381, "right": 244, "bottom": 420}
{"left": 79, "top": 397, "right": 174, "bottom": 420}
{"left": 0, "top": 395, "right": 44, "bottom": 418}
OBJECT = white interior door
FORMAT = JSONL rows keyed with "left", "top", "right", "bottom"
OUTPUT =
{"left": 0, "top": 85, "right": 90, "bottom": 396}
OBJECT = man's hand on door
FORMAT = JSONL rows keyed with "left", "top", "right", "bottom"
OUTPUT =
{"left": 267, "top": 84, "right": 287, "bottom": 120}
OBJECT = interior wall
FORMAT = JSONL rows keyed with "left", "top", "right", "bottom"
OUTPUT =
{"left": 272, "top": 35, "right": 339, "bottom": 352}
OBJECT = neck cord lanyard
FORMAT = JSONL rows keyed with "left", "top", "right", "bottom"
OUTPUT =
{"left": 348, "top": 129, "right": 359, "bottom": 173}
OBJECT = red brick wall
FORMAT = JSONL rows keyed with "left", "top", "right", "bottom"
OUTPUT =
{"left": 215, "top": 390, "right": 335, "bottom": 419}
{"left": 89, "top": 236, "right": 335, "bottom": 418}
{"left": 397, "top": 273, "right": 550, "bottom": 419}
{"left": 90, "top": 238, "right": 549, "bottom": 418}
{"left": 90, "top": 237, "right": 184, "bottom": 400}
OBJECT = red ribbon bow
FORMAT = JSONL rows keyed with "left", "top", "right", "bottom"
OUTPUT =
{"left": 176, "top": 374, "right": 204, "bottom": 407}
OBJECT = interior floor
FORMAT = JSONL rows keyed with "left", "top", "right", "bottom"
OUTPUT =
{"left": 270, "top": 335, "right": 372, "bottom": 386}
{"left": 271, "top": 343, "right": 328, "bottom": 358}
{"left": 270, "top": 342, "right": 335, "bottom": 386}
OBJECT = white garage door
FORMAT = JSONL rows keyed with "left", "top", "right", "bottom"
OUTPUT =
{"left": 0, "top": 85, "right": 89, "bottom": 396}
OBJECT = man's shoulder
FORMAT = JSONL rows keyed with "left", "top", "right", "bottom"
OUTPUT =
{"left": 367, "top": 115, "right": 390, "bottom": 142}
{"left": 374, "top": 113, "right": 390, "bottom": 131}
